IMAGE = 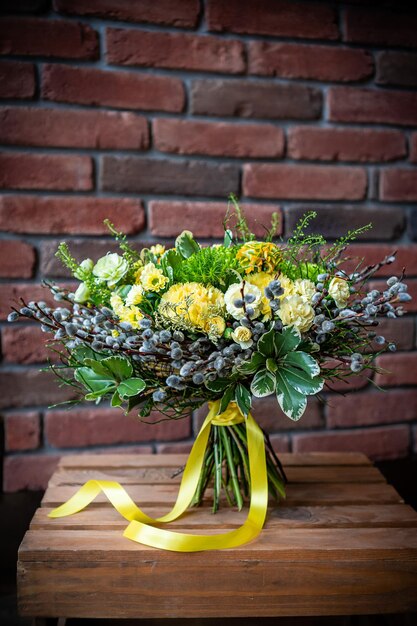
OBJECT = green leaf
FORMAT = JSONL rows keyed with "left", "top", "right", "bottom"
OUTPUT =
{"left": 71, "top": 345, "right": 97, "bottom": 364}
{"left": 111, "top": 390, "right": 122, "bottom": 407}
{"left": 257, "top": 328, "right": 276, "bottom": 358}
{"left": 275, "top": 371, "right": 307, "bottom": 421}
{"left": 236, "top": 351, "right": 266, "bottom": 375}
{"left": 85, "top": 386, "right": 116, "bottom": 401}
{"left": 175, "top": 230, "right": 200, "bottom": 259}
{"left": 218, "top": 385, "right": 235, "bottom": 414}
{"left": 101, "top": 356, "right": 133, "bottom": 381}
{"left": 266, "top": 358, "right": 278, "bottom": 374}
{"left": 205, "top": 378, "right": 232, "bottom": 393}
{"left": 83, "top": 358, "right": 113, "bottom": 378}
{"left": 221, "top": 268, "right": 242, "bottom": 290}
{"left": 280, "top": 365, "right": 324, "bottom": 395}
{"left": 74, "top": 367, "right": 114, "bottom": 393}
{"left": 235, "top": 383, "right": 251, "bottom": 417}
{"left": 118, "top": 377, "right": 146, "bottom": 398}
{"left": 283, "top": 351, "right": 321, "bottom": 377}
{"left": 223, "top": 228, "right": 233, "bottom": 248}
{"left": 273, "top": 326, "right": 301, "bottom": 358}
{"left": 250, "top": 368, "right": 276, "bottom": 398}
{"left": 161, "top": 248, "right": 182, "bottom": 280}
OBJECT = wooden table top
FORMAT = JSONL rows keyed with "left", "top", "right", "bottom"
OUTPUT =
{"left": 17, "top": 452, "right": 417, "bottom": 619}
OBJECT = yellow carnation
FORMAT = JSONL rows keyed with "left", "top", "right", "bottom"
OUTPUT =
{"left": 140, "top": 263, "right": 169, "bottom": 292}
{"left": 278, "top": 294, "right": 315, "bottom": 333}
{"left": 110, "top": 294, "right": 125, "bottom": 316}
{"left": 118, "top": 305, "right": 143, "bottom": 329}
{"left": 158, "top": 282, "right": 225, "bottom": 336}
{"left": 294, "top": 278, "right": 316, "bottom": 302}
{"left": 277, "top": 274, "right": 296, "bottom": 298}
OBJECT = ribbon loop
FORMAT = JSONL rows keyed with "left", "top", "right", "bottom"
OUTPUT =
{"left": 48, "top": 402, "right": 268, "bottom": 552}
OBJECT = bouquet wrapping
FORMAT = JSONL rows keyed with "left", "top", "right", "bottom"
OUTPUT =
{"left": 9, "top": 200, "right": 411, "bottom": 551}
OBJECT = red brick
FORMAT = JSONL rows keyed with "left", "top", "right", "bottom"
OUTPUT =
{"left": 40, "top": 239, "right": 158, "bottom": 278}
{"left": 293, "top": 425, "right": 410, "bottom": 461}
{"left": 157, "top": 441, "right": 193, "bottom": 454}
{"left": 207, "top": 0, "right": 338, "bottom": 40}
{"left": 243, "top": 164, "right": 367, "bottom": 201}
{"left": 191, "top": 79, "right": 322, "bottom": 120}
{"left": 323, "top": 367, "right": 370, "bottom": 393}
{"left": 0, "top": 282, "right": 75, "bottom": 321}
{"left": 344, "top": 244, "right": 417, "bottom": 278}
{"left": 101, "top": 156, "right": 239, "bottom": 197}
{"left": 411, "top": 135, "right": 417, "bottom": 163}
{"left": 2, "top": 325, "right": 57, "bottom": 364}
{"left": 4, "top": 412, "right": 40, "bottom": 451}
{"left": 327, "top": 389, "right": 417, "bottom": 429}
{"left": 42, "top": 64, "right": 184, "bottom": 113}
{"left": 0, "top": 369, "right": 77, "bottom": 409}
{"left": 374, "top": 353, "right": 417, "bottom": 387}
{"left": 285, "top": 206, "right": 405, "bottom": 242}
{"left": 0, "top": 196, "right": 145, "bottom": 234}
{"left": 368, "top": 279, "right": 417, "bottom": 313}
{"left": 0, "top": 17, "right": 98, "bottom": 59}
{"left": 343, "top": 6, "right": 417, "bottom": 49}
{"left": 328, "top": 87, "right": 417, "bottom": 127}
{"left": 106, "top": 28, "right": 245, "bottom": 74}
{"left": 2, "top": 0, "right": 47, "bottom": 12}
{"left": 375, "top": 317, "right": 415, "bottom": 351}
{"left": 0, "top": 240, "right": 35, "bottom": 278}
{"left": 380, "top": 169, "right": 417, "bottom": 202}
{"left": 0, "top": 61, "right": 35, "bottom": 99}
{"left": 269, "top": 434, "right": 290, "bottom": 453}
{"left": 0, "top": 153, "right": 92, "bottom": 191}
{"left": 153, "top": 119, "right": 284, "bottom": 158}
{"left": 149, "top": 201, "right": 282, "bottom": 238}
{"left": 376, "top": 51, "right": 417, "bottom": 88}
{"left": 54, "top": 0, "right": 200, "bottom": 28}
{"left": 249, "top": 42, "right": 372, "bottom": 82}
{"left": 0, "top": 107, "right": 149, "bottom": 150}
{"left": 3, "top": 454, "right": 60, "bottom": 491}
{"left": 45, "top": 408, "right": 191, "bottom": 448}
{"left": 288, "top": 127, "right": 405, "bottom": 163}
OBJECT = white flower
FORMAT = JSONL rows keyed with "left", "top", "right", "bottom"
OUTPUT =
{"left": 126, "top": 285, "right": 144, "bottom": 306}
{"left": 93, "top": 253, "right": 129, "bottom": 288}
{"left": 73, "top": 282, "right": 90, "bottom": 303}
{"left": 74, "top": 258, "right": 94, "bottom": 280}
{"left": 224, "top": 282, "right": 262, "bottom": 320}
{"left": 328, "top": 277, "right": 350, "bottom": 309}
{"left": 231, "top": 326, "right": 253, "bottom": 349}
{"left": 278, "top": 295, "right": 315, "bottom": 333}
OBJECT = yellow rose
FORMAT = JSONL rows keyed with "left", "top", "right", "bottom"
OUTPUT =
{"left": 328, "top": 277, "right": 350, "bottom": 309}
{"left": 231, "top": 325, "right": 253, "bottom": 348}
{"left": 278, "top": 295, "right": 315, "bottom": 333}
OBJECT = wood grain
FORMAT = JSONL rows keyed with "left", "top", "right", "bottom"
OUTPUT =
{"left": 17, "top": 452, "right": 417, "bottom": 619}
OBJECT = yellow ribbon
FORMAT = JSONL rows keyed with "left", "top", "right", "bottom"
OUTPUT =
{"left": 48, "top": 401, "right": 268, "bottom": 552}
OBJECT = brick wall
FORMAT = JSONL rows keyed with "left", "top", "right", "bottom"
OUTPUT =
{"left": 1, "top": 0, "right": 417, "bottom": 491}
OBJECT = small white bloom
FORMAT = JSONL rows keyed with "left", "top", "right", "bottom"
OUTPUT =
{"left": 126, "top": 284, "right": 144, "bottom": 306}
{"left": 231, "top": 325, "right": 253, "bottom": 349}
{"left": 224, "top": 282, "right": 262, "bottom": 320}
{"left": 328, "top": 276, "right": 350, "bottom": 309}
{"left": 73, "top": 282, "right": 90, "bottom": 303}
{"left": 74, "top": 258, "right": 94, "bottom": 280}
{"left": 278, "top": 295, "right": 315, "bottom": 333}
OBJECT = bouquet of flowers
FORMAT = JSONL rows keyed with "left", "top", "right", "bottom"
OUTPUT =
{"left": 8, "top": 198, "right": 411, "bottom": 550}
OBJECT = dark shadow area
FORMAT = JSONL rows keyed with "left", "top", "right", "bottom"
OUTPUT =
{"left": 0, "top": 458, "right": 415, "bottom": 626}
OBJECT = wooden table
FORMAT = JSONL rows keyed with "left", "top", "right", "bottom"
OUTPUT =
{"left": 17, "top": 452, "right": 417, "bottom": 620}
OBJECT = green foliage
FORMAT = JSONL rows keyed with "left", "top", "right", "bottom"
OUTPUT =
{"left": 104, "top": 219, "right": 141, "bottom": 265}
{"left": 55, "top": 243, "right": 111, "bottom": 306}
{"left": 174, "top": 245, "right": 241, "bottom": 290}
{"left": 175, "top": 230, "right": 200, "bottom": 258}
{"left": 235, "top": 326, "right": 323, "bottom": 420}
{"left": 324, "top": 223, "right": 373, "bottom": 264}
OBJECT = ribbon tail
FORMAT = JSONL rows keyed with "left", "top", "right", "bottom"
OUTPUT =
{"left": 124, "top": 413, "right": 268, "bottom": 552}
